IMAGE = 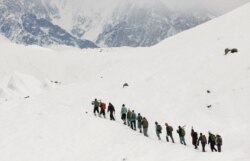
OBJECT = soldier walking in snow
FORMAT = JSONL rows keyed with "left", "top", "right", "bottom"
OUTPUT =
{"left": 208, "top": 132, "right": 218, "bottom": 152}
{"left": 92, "top": 98, "right": 100, "bottom": 116}
{"left": 191, "top": 127, "right": 198, "bottom": 149}
{"left": 130, "top": 110, "right": 137, "bottom": 130}
{"left": 127, "top": 109, "right": 132, "bottom": 127}
{"left": 141, "top": 117, "right": 149, "bottom": 137}
{"left": 137, "top": 113, "right": 143, "bottom": 133}
{"left": 216, "top": 134, "right": 223, "bottom": 152}
{"left": 165, "top": 123, "right": 175, "bottom": 143}
{"left": 99, "top": 101, "right": 106, "bottom": 118}
{"left": 107, "top": 102, "right": 115, "bottom": 120}
{"left": 121, "top": 104, "right": 127, "bottom": 125}
{"left": 177, "top": 126, "right": 186, "bottom": 145}
{"left": 155, "top": 122, "right": 162, "bottom": 140}
{"left": 198, "top": 133, "right": 207, "bottom": 152}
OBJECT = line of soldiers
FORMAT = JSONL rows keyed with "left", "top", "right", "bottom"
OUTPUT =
{"left": 92, "top": 99, "right": 223, "bottom": 152}
{"left": 191, "top": 128, "right": 223, "bottom": 152}
{"left": 92, "top": 99, "right": 115, "bottom": 120}
{"left": 121, "top": 104, "right": 149, "bottom": 137}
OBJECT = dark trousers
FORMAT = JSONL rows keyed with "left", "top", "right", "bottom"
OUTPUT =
{"left": 100, "top": 109, "right": 106, "bottom": 118}
{"left": 166, "top": 134, "right": 175, "bottom": 143}
{"left": 217, "top": 144, "right": 222, "bottom": 152}
{"left": 93, "top": 107, "right": 99, "bottom": 115}
{"left": 110, "top": 112, "right": 115, "bottom": 120}
{"left": 201, "top": 143, "right": 206, "bottom": 152}
{"left": 121, "top": 114, "right": 126, "bottom": 124}
{"left": 138, "top": 122, "right": 142, "bottom": 133}
{"left": 131, "top": 120, "right": 136, "bottom": 130}
{"left": 192, "top": 139, "right": 198, "bottom": 149}
{"left": 210, "top": 143, "right": 217, "bottom": 152}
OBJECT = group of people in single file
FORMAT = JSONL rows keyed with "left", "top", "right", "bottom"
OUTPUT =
{"left": 92, "top": 99, "right": 223, "bottom": 152}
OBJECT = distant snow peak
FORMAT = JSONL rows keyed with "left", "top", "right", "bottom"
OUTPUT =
{"left": 0, "top": 0, "right": 98, "bottom": 48}
{"left": 95, "top": 1, "right": 212, "bottom": 47}
{"left": 0, "top": 0, "right": 214, "bottom": 48}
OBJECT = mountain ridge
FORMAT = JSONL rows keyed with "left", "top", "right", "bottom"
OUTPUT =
{"left": 0, "top": 0, "right": 216, "bottom": 48}
{"left": 0, "top": 0, "right": 98, "bottom": 48}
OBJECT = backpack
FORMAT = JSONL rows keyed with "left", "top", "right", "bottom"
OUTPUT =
{"left": 157, "top": 125, "right": 162, "bottom": 133}
{"left": 137, "top": 115, "right": 142, "bottom": 122}
{"left": 193, "top": 132, "right": 198, "bottom": 138}
{"left": 167, "top": 126, "right": 173, "bottom": 133}
{"left": 101, "top": 103, "right": 106, "bottom": 110}
{"left": 211, "top": 134, "right": 216, "bottom": 142}
{"left": 180, "top": 128, "right": 185, "bottom": 136}
{"left": 216, "top": 135, "right": 222, "bottom": 145}
{"left": 201, "top": 135, "right": 207, "bottom": 143}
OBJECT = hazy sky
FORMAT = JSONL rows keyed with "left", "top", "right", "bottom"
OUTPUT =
{"left": 51, "top": 0, "right": 250, "bottom": 15}
{"left": 158, "top": 0, "right": 250, "bottom": 13}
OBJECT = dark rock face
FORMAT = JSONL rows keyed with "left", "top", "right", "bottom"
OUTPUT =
{"left": 0, "top": 0, "right": 98, "bottom": 48}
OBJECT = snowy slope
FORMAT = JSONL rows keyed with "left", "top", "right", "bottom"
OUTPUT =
{"left": 1, "top": 3, "right": 250, "bottom": 161}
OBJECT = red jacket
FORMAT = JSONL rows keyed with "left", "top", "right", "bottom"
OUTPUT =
{"left": 101, "top": 103, "right": 106, "bottom": 110}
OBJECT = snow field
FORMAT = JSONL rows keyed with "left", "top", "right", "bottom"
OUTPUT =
{"left": 1, "top": 3, "right": 250, "bottom": 161}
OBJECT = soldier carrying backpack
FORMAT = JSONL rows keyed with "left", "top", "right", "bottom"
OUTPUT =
{"left": 216, "top": 134, "right": 223, "bottom": 152}
{"left": 155, "top": 122, "right": 162, "bottom": 140}
{"left": 165, "top": 123, "right": 175, "bottom": 143}
{"left": 107, "top": 102, "right": 115, "bottom": 120}
{"left": 92, "top": 98, "right": 100, "bottom": 116}
{"left": 99, "top": 101, "right": 106, "bottom": 118}
{"left": 127, "top": 109, "right": 132, "bottom": 127}
{"left": 141, "top": 117, "right": 149, "bottom": 137}
{"left": 191, "top": 127, "right": 198, "bottom": 149}
{"left": 198, "top": 133, "right": 207, "bottom": 152}
{"left": 137, "top": 113, "right": 143, "bottom": 133}
{"left": 130, "top": 110, "right": 137, "bottom": 130}
{"left": 208, "top": 132, "right": 217, "bottom": 152}
{"left": 177, "top": 126, "right": 186, "bottom": 145}
{"left": 120, "top": 104, "right": 127, "bottom": 125}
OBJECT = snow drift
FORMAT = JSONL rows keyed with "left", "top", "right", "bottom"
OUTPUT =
{"left": 0, "top": 72, "right": 53, "bottom": 99}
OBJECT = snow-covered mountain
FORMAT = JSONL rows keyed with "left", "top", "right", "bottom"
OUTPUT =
{"left": 0, "top": 0, "right": 98, "bottom": 48}
{"left": 52, "top": 0, "right": 215, "bottom": 47}
{"left": 0, "top": 0, "right": 215, "bottom": 48}
{"left": 0, "top": 2, "right": 250, "bottom": 161}
{"left": 95, "top": 1, "right": 213, "bottom": 47}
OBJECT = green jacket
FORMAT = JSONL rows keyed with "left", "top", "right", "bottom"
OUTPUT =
{"left": 131, "top": 112, "right": 136, "bottom": 121}
{"left": 121, "top": 106, "right": 127, "bottom": 114}
{"left": 93, "top": 100, "right": 99, "bottom": 108}
{"left": 127, "top": 110, "right": 132, "bottom": 119}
